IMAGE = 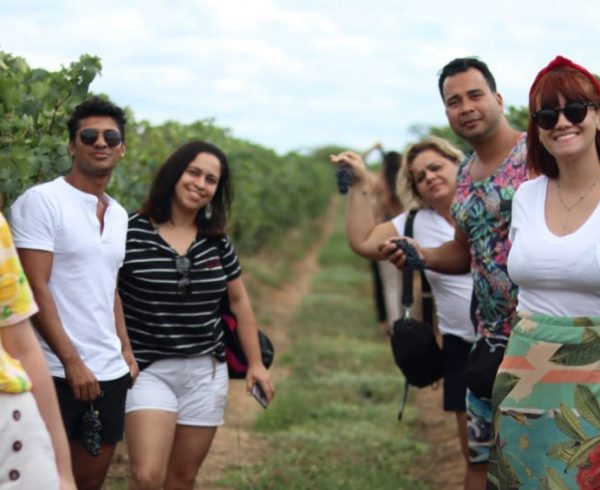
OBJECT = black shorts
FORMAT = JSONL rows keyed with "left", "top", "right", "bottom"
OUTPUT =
{"left": 53, "top": 373, "right": 130, "bottom": 444}
{"left": 442, "top": 334, "right": 472, "bottom": 412}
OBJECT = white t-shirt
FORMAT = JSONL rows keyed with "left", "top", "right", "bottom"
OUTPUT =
{"left": 392, "top": 209, "right": 475, "bottom": 342}
{"left": 508, "top": 176, "right": 600, "bottom": 316}
{"left": 10, "top": 177, "right": 129, "bottom": 380}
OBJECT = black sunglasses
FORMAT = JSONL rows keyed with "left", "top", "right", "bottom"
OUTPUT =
{"left": 78, "top": 128, "right": 123, "bottom": 148}
{"left": 175, "top": 256, "right": 192, "bottom": 296}
{"left": 532, "top": 101, "right": 598, "bottom": 130}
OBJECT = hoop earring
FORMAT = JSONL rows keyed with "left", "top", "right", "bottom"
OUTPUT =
{"left": 204, "top": 202, "right": 213, "bottom": 220}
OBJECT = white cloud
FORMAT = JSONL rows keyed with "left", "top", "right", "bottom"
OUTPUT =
{"left": 2, "top": 0, "right": 600, "bottom": 153}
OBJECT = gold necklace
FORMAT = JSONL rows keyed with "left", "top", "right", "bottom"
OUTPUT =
{"left": 556, "top": 175, "right": 600, "bottom": 233}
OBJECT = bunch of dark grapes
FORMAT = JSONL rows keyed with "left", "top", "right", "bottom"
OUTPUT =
{"left": 335, "top": 164, "right": 354, "bottom": 194}
{"left": 392, "top": 239, "right": 425, "bottom": 269}
{"left": 81, "top": 405, "right": 102, "bottom": 457}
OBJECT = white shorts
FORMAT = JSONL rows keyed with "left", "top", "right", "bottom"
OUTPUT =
{"left": 125, "top": 356, "right": 228, "bottom": 426}
{"left": 0, "top": 391, "right": 59, "bottom": 489}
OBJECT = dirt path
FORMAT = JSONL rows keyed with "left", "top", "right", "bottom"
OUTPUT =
{"left": 194, "top": 201, "right": 339, "bottom": 489}
{"left": 106, "top": 203, "right": 336, "bottom": 489}
{"left": 412, "top": 386, "right": 465, "bottom": 489}
{"left": 106, "top": 198, "right": 465, "bottom": 489}
{"left": 198, "top": 199, "right": 466, "bottom": 490}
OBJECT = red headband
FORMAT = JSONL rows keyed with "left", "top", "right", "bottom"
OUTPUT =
{"left": 529, "top": 55, "right": 600, "bottom": 98}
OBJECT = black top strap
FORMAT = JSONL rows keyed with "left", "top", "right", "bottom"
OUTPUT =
{"left": 401, "top": 210, "right": 418, "bottom": 308}
{"left": 400, "top": 209, "right": 433, "bottom": 323}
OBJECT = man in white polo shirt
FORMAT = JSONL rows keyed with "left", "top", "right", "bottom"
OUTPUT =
{"left": 10, "top": 96, "right": 138, "bottom": 490}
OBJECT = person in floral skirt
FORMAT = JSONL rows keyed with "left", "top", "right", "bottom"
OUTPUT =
{"left": 490, "top": 56, "right": 600, "bottom": 489}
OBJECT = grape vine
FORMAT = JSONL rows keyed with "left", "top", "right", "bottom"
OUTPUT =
{"left": 0, "top": 50, "right": 333, "bottom": 253}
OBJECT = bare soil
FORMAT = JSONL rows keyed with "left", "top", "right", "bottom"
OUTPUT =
{"left": 192, "top": 208, "right": 333, "bottom": 490}
{"left": 412, "top": 387, "right": 465, "bottom": 489}
{"left": 105, "top": 201, "right": 465, "bottom": 489}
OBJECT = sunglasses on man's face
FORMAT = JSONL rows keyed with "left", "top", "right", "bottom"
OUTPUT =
{"left": 532, "top": 101, "right": 598, "bottom": 130}
{"left": 175, "top": 256, "right": 192, "bottom": 296}
{"left": 78, "top": 128, "right": 123, "bottom": 148}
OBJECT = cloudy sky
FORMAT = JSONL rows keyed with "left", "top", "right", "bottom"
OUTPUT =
{"left": 2, "top": 0, "right": 600, "bottom": 155}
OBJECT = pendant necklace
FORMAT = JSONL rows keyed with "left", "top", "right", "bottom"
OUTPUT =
{"left": 556, "top": 175, "right": 600, "bottom": 234}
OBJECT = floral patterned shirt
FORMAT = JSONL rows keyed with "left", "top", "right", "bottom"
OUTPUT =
{"left": 451, "top": 133, "right": 527, "bottom": 337}
{"left": 0, "top": 212, "right": 37, "bottom": 393}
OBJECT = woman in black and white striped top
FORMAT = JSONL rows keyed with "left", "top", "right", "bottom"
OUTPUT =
{"left": 119, "top": 219, "right": 240, "bottom": 368}
{"left": 118, "top": 141, "right": 275, "bottom": 489}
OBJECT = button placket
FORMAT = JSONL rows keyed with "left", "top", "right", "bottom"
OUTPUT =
{"left": 9, "top": 409, "right": 23, "bottom": 481}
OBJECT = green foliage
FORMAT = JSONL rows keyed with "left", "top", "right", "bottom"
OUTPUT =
{"left": 0, "top": 50, "right": 333, "bottom": 253}
{"left": 408, "top": 123, "right": 473, "bottom": 155}
{"left": 317, "top": 226, "right": 365, "bottom": 268}
{"left": 506, "top": 105, "right": 529, "bottom": 131}
{"left": 0, "top": 51, "right": 101, "bottom": 208}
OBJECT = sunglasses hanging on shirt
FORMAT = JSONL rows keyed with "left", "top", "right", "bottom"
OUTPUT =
{"left": 532, "top": 101, "right": 598, "bottom": 130}
{"left": 175, "top": 256, "right": 192, "bottom": 297}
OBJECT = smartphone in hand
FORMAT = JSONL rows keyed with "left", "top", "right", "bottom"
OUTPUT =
{"left": 251, "top": 383, "right": 269, "bottom": 409}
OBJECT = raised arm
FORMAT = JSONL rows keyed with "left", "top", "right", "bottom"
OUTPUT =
{"left": 16, "top": 248, "right": 101, "bottom": 401}
{"left": 360, "top": 140, "right": 383, "bottom": 160}
{"left": 330, "top": 150, "right": 401, "bottom": 260}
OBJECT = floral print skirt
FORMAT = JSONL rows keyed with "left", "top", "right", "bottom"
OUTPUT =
{"left": 489, "top": 312, "right": 600, "bottom": 489}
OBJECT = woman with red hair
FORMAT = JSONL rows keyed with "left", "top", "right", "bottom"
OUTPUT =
{"left": 489, "top": 57, "right": 600, "bottom": 489}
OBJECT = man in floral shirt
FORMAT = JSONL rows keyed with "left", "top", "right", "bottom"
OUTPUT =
{"left": 0, "top": 212, "right": 75, "bottom": 488}
{"left": 431, "top": 58, "right": 528, "bottom": 489}
{"left": 386, "top": 58, "right": 528, "bottom": 489}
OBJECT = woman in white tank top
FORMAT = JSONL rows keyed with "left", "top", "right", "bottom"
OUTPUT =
{"left": 490, "top": 56, "right": 600, "bottom": 489}
{"left": 331, "top": 136, "right": 476, "bottom": 486}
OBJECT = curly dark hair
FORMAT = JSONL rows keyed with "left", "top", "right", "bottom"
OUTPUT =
{"left": 67, "top": 96, "right": 127, "bottom": 142}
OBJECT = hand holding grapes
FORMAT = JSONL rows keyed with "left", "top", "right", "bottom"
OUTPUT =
{"left": 391, "top": 239, "right": 425, "bottom": 269}
{"left": 329, "top": 151, "right": 370, "bottom": 195}
{"left": 378, "top": 236, "right": 426, "bottom": 270}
